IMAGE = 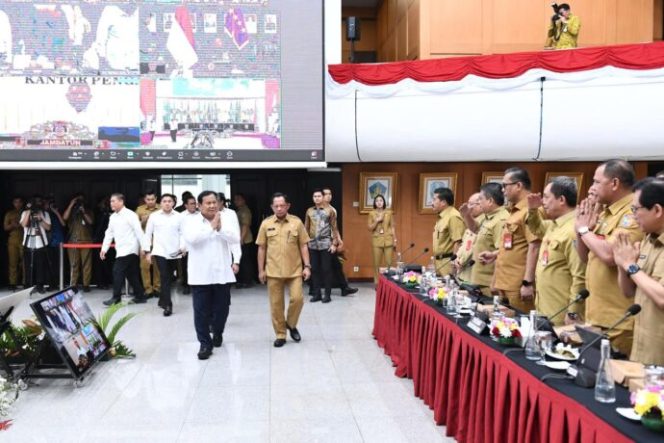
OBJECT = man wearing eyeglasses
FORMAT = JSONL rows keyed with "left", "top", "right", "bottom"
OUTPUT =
{"left": 492, "top": 168, "right": 541, "bottom": 313}
{"left": 612, "top": 178, "right": 664, "bottom": 365}
{"left": 575, "top": 160, "right": 643, "bottom": 356}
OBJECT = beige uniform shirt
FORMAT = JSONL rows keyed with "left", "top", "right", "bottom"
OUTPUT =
{"left": 630, "top": 232, "right": 664, "bottom": 365}
{"left": 433, "top": 206, "right": 465, "bottom": 276}
{"left": 4, "top": 209, "right": 23, "bottom": 242}
{"left": 456, "top": 216, "right": 483, "bottom": 282}
{"left": 586, "top": 194, "right": 643, "bottom": 330}
{"left": 528, "top": 210, "right": 586, "bottom": 326}
{"left": 256, "top": 214, "right": 310, "bottom": 279}
{"left": 471, "top": 207, "right": 509, "bottom": 287}
{"left": 135, "top": 204, "right": 160, "bottom": 231}
{"left": 368, "top": 209, "right": 395, "bottom": 248}
{"left": 236, "top": 205, "right": 254, "bottom": 244}
{"left": 494, "top": 198, "right": 541, "bottom": 292}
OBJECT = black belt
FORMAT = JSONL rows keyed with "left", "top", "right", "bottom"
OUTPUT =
{"left": 434, "top": 253, "right": 454, "bottom": 260}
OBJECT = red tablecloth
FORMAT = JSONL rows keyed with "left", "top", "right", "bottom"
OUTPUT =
{"left": 373, "top": 276, "right": 632, "bottom": 443}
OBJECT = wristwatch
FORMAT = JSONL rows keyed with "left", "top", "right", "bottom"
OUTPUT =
{"left": 521, "top": 280, "right": 532, "bottom": 287}
{"left": 303, "top": 264, "right": 312, "bottom": 269}
{"left": 577, "top": 226, "right": 590, "bottom": 236}
{"left": 626, "top": 263, "right": 641, "bottom": 277}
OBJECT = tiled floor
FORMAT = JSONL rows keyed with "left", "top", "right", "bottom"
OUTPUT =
{"left": 2, "top": 284, "right": 453, "bottom": 443}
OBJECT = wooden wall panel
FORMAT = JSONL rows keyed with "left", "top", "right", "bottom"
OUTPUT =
{"left": 397, "top": 17, "right": 408, "bottom": 60}
{"left": 429, "top": 0, "right": 483, "bottom": 55}
{"left": 656, "top": 0, "right": 664, "bottom": 40}
{"left": 407, "top": 0, "right": 420, "bottom": 58}
{"left": 488, "top": 0, "right": 551, "bottom": 53}
{"left": 616, "top": 0, "right": 655, "bottom": 42}
{"left": 340, "top": 161, "right": 648, "bottom": 281}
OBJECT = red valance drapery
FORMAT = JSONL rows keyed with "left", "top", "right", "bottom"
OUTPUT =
{"left": 329, "top": 42, "right": 664, "bottom": 86}
{"left": 373, "top": 276, "right": 634, "bottom": 443}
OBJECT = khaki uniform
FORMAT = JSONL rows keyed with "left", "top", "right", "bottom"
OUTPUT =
{"left": 585, "top": 194, "right": 642, "bottom": 356}
{"left": 4, "top": 209, "right": 23, "bottom": 286}
{"left": 494, "top": 199, "right": 541, "bottom": 313}
{"left": 471, "top": 207, "right": 509, "bottom": 291}
{"left": 67, "top": 210, "right": 94, "bottom": 286}
{"left": 527, "top": 210, "right": 586, "bottom": 326}
{"left": 368, "top": 209, "right": 395, "bottom": 284}
{"left": 630, "top": 232, "right": 664, "bottom": 365}
{"left": 547, "top": 14, "right": 580, "bottom": 50}
{"left": 256, "top": 214, "right": 311, "bottom": 340}
{"left": 136, "top": 204, "right": 161, "bottom": 294}
{"left": 433, "top": 207, "right": 465, "bottom": 277}
{"left": 236, "top": 205, "right": 253, "bottom": 245}
{"left": 456, "top": 216, "right": 482, "bottom": 283}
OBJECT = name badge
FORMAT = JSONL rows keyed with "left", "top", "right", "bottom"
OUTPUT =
{"left": 503, "top": 232, "right": 513, "bottom": 250}
{"left": 468, "top": 316, "right": 488, "bottom": 335}
{"left": 465, "top": 239, "right": 473, "bottom": 251}
{"left": 541, "top": 250, "right": 549, "bottom": 266}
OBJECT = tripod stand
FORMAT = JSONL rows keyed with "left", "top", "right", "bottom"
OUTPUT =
{"left": 23, "top": 212, "right": 51, "bottom": 295}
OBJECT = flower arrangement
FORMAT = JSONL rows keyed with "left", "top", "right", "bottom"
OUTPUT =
{"left": 631, "top": 386, "right": 664, "bottom": 432}
{"left": 402, "top": 271, "right": 420, "bottom": 287}
{"left": 490, "top": 317, "right": 522, "bottom": 345}
{"left": 0, "top": 376, "right": 18, "bottom": 430}
{"left": 428, "top": 287, "right": 447, "bottom": 304}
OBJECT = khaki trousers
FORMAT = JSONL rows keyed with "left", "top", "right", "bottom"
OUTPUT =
{"left": 372, "top": 246, "right": 393, "bottom": 284}
{"left": 7, "top": 237, "right": 23, "bottom": 285}
{"left": 268, "top": 277, "right": 304, "bottom": 339}
{"left": 499, "top": 289, "right": 535, "bottom": 314}
{"left": 68, "top": 247, "right": 92, "bottom": 286}
{"left": 140, "top": 259, "right": 161, "bottom": 294}
{"left": 604, "top": 327, "right": 634, "bottom": 357}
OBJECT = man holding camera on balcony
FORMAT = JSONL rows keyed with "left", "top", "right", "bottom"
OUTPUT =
{"left": 545, "top": 3, "right": 580, "bottom": 50}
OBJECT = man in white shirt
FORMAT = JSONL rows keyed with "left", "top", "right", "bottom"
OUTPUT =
{"left": 182, "top": 191, "right": 241, "bottom": 360}
{"left": 178, "top": 195, "right": 199, "bottom": 295}
{"left": 100, "top": 193, "right": 146, "bottom": 306}
{"left": 20, "top": 195, "right": 52, "bottom": 294}
{"left": 144, "top": 194, "right": 184, "bottom": 317}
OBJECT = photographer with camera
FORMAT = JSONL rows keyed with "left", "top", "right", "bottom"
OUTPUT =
{"left": 545, "top": 3, "right": 580, "bottom": 50}
{"left": 64, "top": 193, "right": 94, "bottom": 292}
{"left": 20, "top": 195, "right": 51, "bottom": 294}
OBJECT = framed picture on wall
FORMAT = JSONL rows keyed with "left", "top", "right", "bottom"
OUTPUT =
{"left": 418, "top": 173, "right": 458, "bottom": 214}
{"left": 544, "top": 172, "right": 584, "bottom": 201}
{"left": 359, "top": 172, "right": 398, "bottom": 214}
{"left": 481, "top": 171, "right": 504, "bottom": 185}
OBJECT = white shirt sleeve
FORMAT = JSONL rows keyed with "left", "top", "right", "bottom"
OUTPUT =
{"left": 101, "top": 215, "right": 114, "bottom": 253}
{"left": 130, "top": 211, "right": 145, "bottom": 249}
{"left": 143, "top": 213, "right": 155, "bottom": 252}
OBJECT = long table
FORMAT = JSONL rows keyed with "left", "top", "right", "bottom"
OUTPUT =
{"left": 373, "top": 275, "right": 657, "bottom": 443}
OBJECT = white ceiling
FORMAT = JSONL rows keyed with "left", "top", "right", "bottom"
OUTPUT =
{"left": 342, "top": 0, "right": 380, "bottom": 8}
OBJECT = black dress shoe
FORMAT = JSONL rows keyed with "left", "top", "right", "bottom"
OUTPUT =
{"left": 341, "top": 287, "right": 358, "bottom": 296}
{"left": 197, "top": 346, "right": 212, "bottom": 360}
{"left": 310, "top": 295, "right": 322, "bottom": 303}
{"left": 273, "top": 338, "right": 286, "bottom": 348}
{"left": 103, "top": 297, "right": 121, "bottom": 306}
{"left": 212, "top": 333, "right": 223, "bottom": 347}
{"left": 163, "top": 306, "right": 172, "bottom": 317}
{"left": 322, "top": 295, "right": 332, "bottom": 303}
{"left": 130, "top": 296, "right": 147, "bottom": 304}
{"left": 82, "top": 286, "right": 91, "bottom": 293}
{"left": 8, "top": 285, "right": 16, "bottom": 291}
{"left": 182, "top": 286, "right": 191, "bottom": 295}
{"left": 286, "top": 325, "right": 301, "bottom": 342}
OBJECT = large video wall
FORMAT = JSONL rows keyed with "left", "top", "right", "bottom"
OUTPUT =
{"left": 0, "top": 0, "right": 323, "bottom": 163}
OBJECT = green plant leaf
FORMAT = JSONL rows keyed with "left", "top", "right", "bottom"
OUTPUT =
{"left": 107, "top": 312, "right": 137, "bottom": 345}
{"left": 95, "top": 302, "right": 125, "bottom": 331}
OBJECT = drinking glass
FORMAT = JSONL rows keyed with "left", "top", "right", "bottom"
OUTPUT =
{"left": 535, "top": 331, "right": 554, "bottom": 366}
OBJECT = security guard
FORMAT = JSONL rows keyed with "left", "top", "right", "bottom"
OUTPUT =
{"left": 456, "top": 193, "right": 482, "bottom": 282}
{"left": 136, "top": 190, "right": 161, "bottom": 298}
{"left": 63, "top": 194, "right": 94, "bottom": 291}
{"left": 493, "top": 168, "right": 541, "bottom": 313}
{"left": 3, "top": 197, "right": 24, "bottom": 290}
{"left": 367, "top": 194, "right": 396, "bottom": 284}
{"left": 612, "top": 178, "right": 664, "bottom": 365}
{"left": 527, "top": 178, "right": 586, "bottom": 326}
{"left": 257, "top": 193, "right": 311, "bottom": 348}
{"left": 432, "top": 187, "right": 465, "bottom": 276}
{"left": 576, "top": 160, "right": 643, "bottom": 356}
{"left": 471, "top": 183, "right": 509, "bottom": 294}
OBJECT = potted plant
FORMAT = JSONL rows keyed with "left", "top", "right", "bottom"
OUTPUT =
{"left": 402, "top": 271, "right": 420, "bottom": 289}
{"left": 428, "top": 287, "right": 447, "bottom": 306}
{"left": 490, "top": 317, "right": 522, "bottom": 346}
{"left": 632, "top": 386, "right": 664, "bottom": 433}
{"left": 95, "top": 303, "right": 137, "bottom": 359}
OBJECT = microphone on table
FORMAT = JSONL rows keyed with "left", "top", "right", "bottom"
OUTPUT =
{"left": 435, "top": 253, "right": 457, "bottom": 275}
{"left": 404, "top": 248, "right": 430, "bottom": 272}
{"left": 398, "top": 242, "right": 416, "bottom": 260}
{"left": 567, "top": 304, "right": 641, "bottom": 388}
{"left": 539, "top": 289, "right": 590, "bottom": 334}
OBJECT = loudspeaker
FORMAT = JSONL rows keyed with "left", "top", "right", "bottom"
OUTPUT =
{"left": 346, "top": 17, "right": 361, "bottom": 41}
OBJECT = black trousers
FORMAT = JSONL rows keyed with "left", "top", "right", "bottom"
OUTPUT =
{"left": 94, "top": 247, "right": 115, "bottom": 287}
{"left": 112, "top": 254, "right": 144, "bottom": 299}
{"left": 23, "top": 247, "right": 48, "bottom": 287}
{"left": 331, "top": 253, "right": 349, "bottom": 289}
{"left": 191, "top": 284, "right": 231, "bottom": 348}
{"left": 237, "top": 243, "right": 256, "bottom": 285}
{"left": 309, "top": 248, "right": 333, "bottom": 297}
{"left": 155, "top": 256, "right": 177, "bottom": 308}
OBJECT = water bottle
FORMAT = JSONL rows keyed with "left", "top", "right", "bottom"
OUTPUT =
{"left": 396, "top": 252, "right": 404, "bottom": 279}
{"left": 426, "top": 256, "right": 437, "bottom": 278}
{"left": 524, "top": 310, "right": 541, "bottom": 360}
{"left": 594, "top": 339, "right": 616, "bottom": 403}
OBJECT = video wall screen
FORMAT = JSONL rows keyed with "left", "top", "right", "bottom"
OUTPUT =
{"left": 0, "top": 0, "right": 324, "bottom": 163}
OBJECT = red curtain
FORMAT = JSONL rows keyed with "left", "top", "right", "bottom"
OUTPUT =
{"left": 373, "top": 277, "right": 633, "bottom": 443}
{"left": 329, "top": 42, "right": 664, "bottom": 86}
